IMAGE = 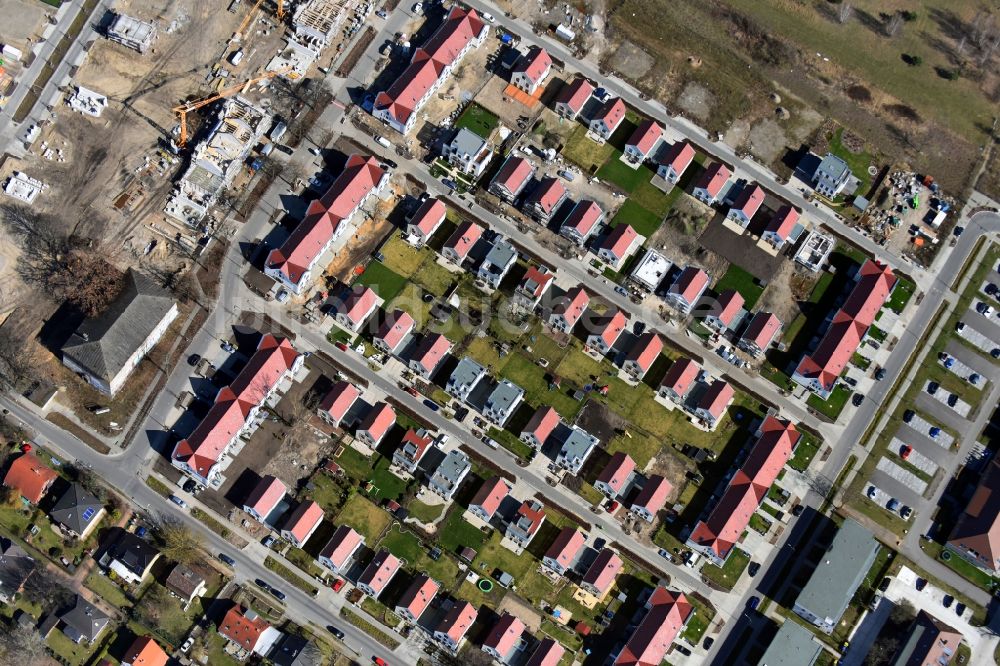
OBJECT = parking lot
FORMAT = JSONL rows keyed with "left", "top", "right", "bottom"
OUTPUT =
{"left": 922, "top": 380, "right": 972, "bottom": 418}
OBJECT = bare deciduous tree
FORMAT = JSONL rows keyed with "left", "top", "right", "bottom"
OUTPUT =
{"left": 154, "top": 513, "right": 204, "bottom": 564}
{"left": 21, "top": 566, "right": 72, "bottom": 610}
{"left": 0, "top": 620, "right": 48, "bottom": 664}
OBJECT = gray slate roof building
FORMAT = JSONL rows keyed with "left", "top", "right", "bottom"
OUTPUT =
{"left": 101, "top": 530, "right": 159, "bottom": 578}
{"left": 59, "top": 594, "right": 109, "bottom": 643}
{"left": 50, "top": 483, "right": 104, "bottom": 537}
{"left": 478, "top": 239, "right": 517, "bottom": 288}
{"left": 61, "top": 269, "right": 177, "bottom": 394}
{"left": 429, "top": 449, "right": 471, "bottom": 499}
{"left": 792, "top": 519, "right": 879, "bottom": 633}
{"left": 447, "top": 357, "right": 487, "bottom": 400}
{"left": 813, "top": 152, "right": 852, "bottom": 197}
{"left": 269, "top": 633, "right": 323, "bottom": 666}
{"left": 484, "top": 379, "right": 524, "bottom": 426}
{"left": 757, "top": 620, "right": 821, "bottom": 666}
{"left": 556, "top": 426, "right": 599, "bottom": 474}
{"left": 0, "top": 537, "right": 36, "bottom": 602}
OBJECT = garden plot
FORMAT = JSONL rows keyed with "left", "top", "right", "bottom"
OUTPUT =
{"left": 902, "top": 413, "right": 953, "bottom": 449}
{"left": 939, "top": 353, "right": 984, "bottom": 386}
{"left": 955, "top": 320, "right": 998, "bottom": 356}
{"left": 923, "top": 381, "right": 972, "bottom": 418}
{"left": 889, "top": 437, "right": 939, "bottom": 477}
{"left": 875, "top": 458, "right": 928, "bottom": 495}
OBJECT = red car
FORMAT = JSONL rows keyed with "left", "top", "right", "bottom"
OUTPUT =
{"left": 899, "top": 444, "right": 912, "bottom": 460}
{"left": 405, "top": 386, "right": 419, "bottom": 397}
{"left": 373, "top": 658, "right": 388, "bottom": 666}
{"left": 335, "top": 342, "right": 349, "bottom": 352}
{"left": 330, "top": 577, "right": 345, "bottom": 592}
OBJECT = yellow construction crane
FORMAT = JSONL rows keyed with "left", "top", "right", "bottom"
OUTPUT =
{"left": 276, "top": 0, "right": 285, "bottom": 20}
{"left": 234, "top": 0, "right": 263, "bottom": 41}
{"left": 171, "top": 67, "right": 290, "bottom": 149}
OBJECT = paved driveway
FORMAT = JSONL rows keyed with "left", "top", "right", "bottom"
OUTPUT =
{"left": 901, "top": 413, "right": 955, "bottom": 448}
{"left": 945, "top": 339, "right": 999, "bottom": 382}
{"left": 889, "top": 436, "right": 938, "bottom": 476}
{"left": 915, "top": 393, "right": 969, "bottom": 431}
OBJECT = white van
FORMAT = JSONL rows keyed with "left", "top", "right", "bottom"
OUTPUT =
{"left": 684, "top": 552, "right": 701, "bottom": 568}
{"left": 229, "top": 49, "right": 245, "bottom": 66}
{"left": 375, "top": 135, "right": 391, "bottom": 148}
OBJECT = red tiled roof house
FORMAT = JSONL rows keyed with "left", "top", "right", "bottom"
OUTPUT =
{"left": 218, "top": 604, "right": 281, "bottom": 656}
{"left": 739, "top": 312, "right": 782, "bottom": 358}
{"left": 595, "top": 452, "right": 636, "bottom": 498}
{"left": 623, "top": 332, "right": 663, "bottom": 381}
{"left": 407, "top": 198, "right": 446, "bottom": 246}
{"left": 3, "top": 453, "right": 58, "bottom": 505}
{"left": 560, "top": 199, "right": 605, "bottom": 246}
{"left": 554, "top": 77, "right": 594, "bottom": 120}
{"left": 695, "top": 379, "right": 735, "bottom": 430}
{"left": 589, "top": 97, "right": 626, "bottom": 141}
{"left": 121, "top": 636, "right": 168, "bottom": 666}
{"left": 580, "top": 548, "right": 623, "bottom": 597}
{"left": 468, "top": 477, "right": 512, "bottom": 522}
{"left": 947, "top": 457, "right": 1000, "bottom": 573}
{"left": 392, "top": 428, "right": 434, "bottom": 473}
{"left": 395, "top": 574, "right": 440, "bottom": 624}
{"left": 335, "top": 285, "right": 378, "bottom": 333}
{"left": 762, "top": 205, "right": 800, "bottom": 250}
{"left": 666, "top": 266, "right": 710, "bottom": 315}
{"left": 489, "top": 155, "right": 535, "bottom": 203}
{"left": 433, "top": 601, "right": 477, "bottom": 652}
{"left": 624, "top": 119, "right": 662, "bottom": 164}
{"left": 515, "top": 265, "right": 554, "bottom": 310}
{"left": 317, "top": 380, "right": 361, "bottom": 427}
{"left": 630, "top": 475, "right": 672, "bottom": 523}
{"left": 374, "top": 310, "right": 415, "bottom": 355}
{"left": 243, "top": 475, "right": 287, "bottom": 523}
{"left": 506, "top": 499, "right": 546, "bottom": 549}
{"left": 526, "top": 638, "right": 565, "bottom": 666}
{"left": 548, "top": 285, "right": 590, "bottom": 333}
{"left": 657, "top": 141, "right": 696, "bottom": 184}
{"left": 280, "top": 500, "right": 324, "bottom": 548}
{"left": 586, "top": 309, "right": 628, "bottom": 356}
{"left": 318, "top": 525, "right": 365, "bottom": 573}
{"left": 704, "top": 289, "right": 745, "bottom": 333}
{"left": 356, "top": 402, "right": 396, "bottom": 448}
{"left": 357, "top": 550, "right": 402, "bottom": 598}
{"left": 408, "top": 333, "right": 452, "bottom": 379}
{"left": 542, "top": 527, "right": 586, "bottom": 575}
{"left": 658, "top": 357, "right": 701, "bottom": 405}
{"left": 726, "top": 183, "right": 765, "bottom": 229}
{"left": 524, "top": 177, "right": 569, "bottom": 223}
{"left": 597, "top": 223, "right": 643, "bottom": 271}
{"left": 693, "top": 162, "right": 731, "bottom": 205}
{"left": 512, "top": 46, "right": 552, "bottom": 95}
{"left": 520, "top": 405, "right": 560, "bottom": 449}
{"left": 442, "top": 220, "right": 483, "bottom": 264}
{"left": 614, "top": 588, "right": 692, "bottom": 666}
{"left": 482, "top": 613, "right": 525, "bottom": 664}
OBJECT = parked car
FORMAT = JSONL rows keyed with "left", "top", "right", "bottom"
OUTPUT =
{"left": 955, "top": 602, "right": 966, "bottom": 616}
{"left": 331, "top": 577, "right": 345, "bottom": 592}
{"left": 275, "top": 289, "right": 289, "bottom": 303}
{"left": 986, "top": 283, "right": 998, "bottom": 296}
{"left": 255, "top": 578, "right": 270, "bottom": 590}
{"left": 902, "top": 409, "right": 915, "bottom": 423}
{"left": 927, "top": 382, "right": 939, "bottom": 395}
{"left": 747, "top": 596, "right": 760, "bottom": 611}
{"left": 221, "top": 341, "right": 236, "bottom": 353}
{"left": 219, "top": 553, "right": 237, "bottom": 566}
{"left": 791, "top": 504, "right": 804, "bottom": 517}
{"left": 558, "top": 169, "right": 576, "bottom": 181}
{"left": 328, "top": 625, "right": 345, "bottom": 639}
{"left": 976, "top": 301, "right": 995, "bottom": 316}
{"left": 423, "top": 398, "right": 440, "bottom": 412}
{"left": 269, "top": 587, "right": 286, "bottom": 601}
{"left": 168, "top": 495, "right": 188, "bottom": 509}
{"left": 182, "top": 479, "right": 198, "bottom": 493}
{"left": 900, "top": 505, "right": 912, "bottom": 519}
{"left": 747, "top": 562, "right": 760, "bottom": 577}
{"left": 188, "top": 353, "right": 201, "bottom": 366}
{"left": 947, "top": 394, "right": 959, "bottom": 407}
{"left": 675, "top": 645, "right": 692, "bottom": 656}
{"left": 874, "top": 367, "right": 887, "bottom": 381}
{"left": 899, "top": 444, "right": 912, "bottom": 460}
{"left": 335, "top": 341, "right": 349, "bottom": 352}
{"left": 852, "top": 393, "right": 864, "bottom": 407}
{"left": 262, "top": 535, "right": 276, "bottom": 548}
{"left": 703, "top": 637, "right": 715, "bottom": 650}
{"left": 481, "top": 11, "right": 496, "bottom": 22}
{"left": 942, "top": 594, "right": 953, "bottom": 608}
{"left": 886, "top": 498, "right": 900, "bottom": 512}
{"left": 867, "top": 485, "right": 877, "bottom": 499}
{"left": 879, "top": 577, "right": 891, "bottom": 592}
{"left": 915, "top": 578, "right": 927, "bottom": 591}
{"left": 373, "top": 658, "right": 388, "bottom": 666}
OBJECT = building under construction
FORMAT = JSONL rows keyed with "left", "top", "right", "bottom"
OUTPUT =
{"left": 106, "top": 14, "right": 158, "bottom": 54}
{"left": 164, "top": 96, "right": 270, "bottom": 226}
{"left": 292, "top": 0, "right": 352, "bottom": 54}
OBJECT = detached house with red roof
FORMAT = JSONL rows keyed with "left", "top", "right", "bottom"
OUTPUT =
{"left": 589, "top": 97, "right": 626, "bottom": 141}
{"left": 395, "top": 574, "right": 440, "bottom": 624}
{"left": 739, "top": 311, "right": 782, "bottom": 358}
{"left": 317, "top": 380, "right": 361, "bottom": 428}
{"left": 666, "top": 266, "right": 710, "bottom": 315}
{"left": 392, "top": 428, "right": 434, "bottom": 474}
{"left": 173, "top": 335, "right": 302, "bottom": 487}
{"left": 693, "top": 162, "right": 732, "bottom": 205}
{"left": 507, "top": 499, "right": 546, "bottom": 549}
{"left": 624, "top": 119, "right": 662, "bottom": 164}
{"left": 243, "top": 475, "right": 287, "bottom": 523}
{"left": 407, "top": 198, "right": 446, "bottom": 246}
{"left": 762, "top": 205, "right": 800, "bottom": 250}
{"left": 356, "top": 402, "right": 396, "bottom": 448}
{"left": 524, "top": 176, "right": 568, "bottom": 223}
{"left": 623, "top": 332, "right": 663, "bottom": 381}
{"left": 580, "top": 548, "right": 623, "bottom": 597}
{"left": 726, "top": 183, "right": 765, "bottom": 229}
{"left": 408, "top": 333, "right": 452, "bottom": 379}
{"left": 374, "top": 310, "right": 415, "bottom": 355}
{"left": 121, "top": 636, "right": 168, "bottom": 666}
{"left": 280, "top": 500, "right": 324, "bottom": 548}
{"left": 318, "top": 525, "right": 364, "bottom": 574}
{"left": 521, "top": 405, "right": 560, "bottom": 449}
{"left": 433, "top": 601, "right": 477, "bottom": 652}
{"left": 482, "top": 613, "right": 525, "bottom": 664}
{"left": 560, "top": 199, "right": 605, "bottom": 246}
{"left": 335, "top": 286, "right": 378, "bottom": 333}
{"left": 512, "top": 46, "right": 552, "bottom": 94}
{"left": 614, "top": 588, "right": 692, "bottom": 666}
{"left": 586, "top": 309, "right": 628, "bottom": 356}
{"left": 549, "top": 285, "right": 590, "bottom": 333}
{"left": 695, "top": 379, "right": 734, "bottom": 430}
{"left": 894, "top": 611, "right": 965, "bottom": 666}
{"left": 595, "top": 452, "right": 636, "bottom": 498}
{"left": 442, "top": 220, "right": 483, "bottom": 265}
{"left": 658, "top": 358, "right": 701, "bottom": 405}
{"left": 514, "top": 265, "right": 554, "bottom": 310}
{"left": 489, "top": 155, "right": 536, "bottom": 203}
{"left": 947, "top": 456, "right": 1000, "bottom": 573}
{"left": 793, "top": 259, "right": 896, "bottom": 399}
{"left": 630, "top": 475, "right": 672, "bottom": 523}
{"left": 687, "top": 417, "right": 799, "bottom": 564}
{"left": 3, "top": 453, "right": 58, "bottom": 505}
{"left": 358, "top": 550, "right": 402, "bottom": 598}
{"left": 597, "top": 224, "right": 644, "bottom": 271}
{"left": 704, "top": 289, "right": 745, "bottom": 333}
{"left": 266, "top": 155, "right": 386, "bottom": 294}
{"left": 468, "top": 477, "right": 512, "bottom": 522}
{"left": 218, "top": 604, "right": 281, "bottom": 657}
{"left": 373, "top": 7, "right": 488, "bottom": 134}
{"left": 554, "top": 77, "right": 594, "bottom": 120}
{"left": 526, "top": 639, "right": 565, "bottom": 666}
{"left": 542, "top": 527, "right": 586, "bottom": 575}
{"left": 657, "top": 141, "right": 696, "bottom": 185}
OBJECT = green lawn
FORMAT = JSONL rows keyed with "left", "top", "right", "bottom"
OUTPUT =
{"left": 379, "top": 524, "right": 460, "bottom": 586}
{"left": 680, "top": 595, "right": 714, "bottom": 643}
{"left": 354, "top": 261, "right": 407, "bottom": 302}
{"left": 700, "top": 547, "right": 751, "bottom": 591}
{"left": 84, "top": 570, "right": 133, "bottom": 608}
{"left": 380, "top": 234, "right": 426, "bottom": 276}
{"left": 596, "top": 152, "right": 648, "bottom": 192}
{"left": 408, "top": 500, "right": 444, "bottom": 523}
{"left": 788, "top": 433, "right": 822, "bottom": 472}
{"left": 335, "top": 493, "right": 391, "bottom": 542}
{"left": 714, "top": 264, "right": 765, "bottom": 308}
{"left": 47, "top": 625, "right": 100, "bottom": 666}
{"left": 437, "top": 508, "right": 488, "bottom": 555}
{"left": 886, "top": 277, "right": 916, "bottom": 313}
{"left": 145, "top": 475, "right": 172, "bottom": 498}
{"left": 748, "top": 512, "right": 772, "bottom": 534}
{"left": 488, "top": 427, "right": 534, "bottom": 459}
{"left": 807, "top": 384, "right": 852, "bottom": 420}
{"left": 609, "top": 199, "right": 663, "bottom": 238}
{"left": 286, "top": 546, "right": 326, "bottom": 578}
{"left": 868, "top": 325, "right": 888, "bottom": 342}
{"left": 305, "top": 471, "right": 348, "bottom": 515}
{"left": 808, "top": 272, "right": 835, "bottom": 304}
{"left": 340, "top": 608, "right": 400, "bottom": 649}
{"left": 455, "top": 103, "right": 500, "bottom": 138}
{"left": 828, "top": 127, "right": 873, "bottom": 195}
{"left": 562, "top": 124, "right": 615, "bottom": 172}
{"left": 499, "top": 353, "right": 584, "bottom": 420}
{"left": 412, "top": 254, "right": 455, "bottom": 297}
{"left": 938, "top": 546, "right": 998, "bottom": 591}
{"left": 264, "top": 555, "right": 319, "bottom": 595}
{"left": 632, "top": 178, "right": 674, "bottom": 216}
{"left": 334, "top": 447, "right": 411, "bottom": 502}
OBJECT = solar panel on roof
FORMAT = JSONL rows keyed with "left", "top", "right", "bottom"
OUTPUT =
{"left": 81, "top": 507, "right": 96, "bottom": 522}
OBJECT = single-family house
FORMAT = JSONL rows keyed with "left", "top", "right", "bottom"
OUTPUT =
{"left": 434, "top": 601, "right": 477, "bottom": 652}
{"left": 623, "top": 332, "right": 663, "bottom": 381}
{"left": 0, "top": 538, "right": 35, "bottom": 603}
{"left": 374, "top": 310, "right": 416, "bottom": 355}
{"left": 624, "top": 119, "right": 662, "bottom": 164}
{"left": 947, "top": 456, "right": 1000, "bottom": 573}
{"left": 507, "top": 499, "right": 545, "bottom": 548}
{"left": 892, "top": 611, "right": 964, "bottom": 666}
{"left": 666, "top": 266, "right": 710, "bottom": 315}
{"left": 657, "top": 141, "right": 696, "bottom": 184}
{"left": 218, "top": 604, "right": 281, "bottom": 656}
{"left": 428, "top": 449, "right": 471, "bottom": 499}
{"left": 446, "top": 128, "right": 492, "bottom": 177}
{"left": 613, "top": 588, "right": 692, "bottom": 666}
{"left": 514, "top": 265, "right": 554, "bottom": 310}
{"left": 393, "top": 428, "right": 434, "bottom": 473}
{"left": 59, "top": 595, "right": 110, "bottom": 644}
{"left": 589, "top": 97, "right": 626, "bottom": 141}
{"left": 442, "top": 220, "right": 484, "bottom": 264}
{"left": 122, "top": 636, "right": 169, "bottom": 666}
{"left": 407, "top": 198, "right": 446, "bottom": 245}
{"left": 511, "top": 46, "right": 552, "bottom": 94}
{"left": 447, "top": 357, "right": 487, "bottom": 401}
{"left": 812, "top": 153, "right": 852, "bottom": 198}
{"left": 555, "top": 427, "right": 599, "bottom": 475}
{"left": 3, "top": 453, "right": 58, "bottom": 505}
{"left": 317, "top": 381, "right": 361, "bottom": 427}
{"left": 560, "top": 199, "right": 605, "bottom": 246}
{"left": 50, "top": 483, "right": 105, "bottom": 539}
{"left": 554, "top": 77, "right": 594, "bottom": 120}
{"left": 726, "top": 183, "right": 765, "bottom": 229}
{"left": 521, "top": 405, "right": 560, "bottom": 449}
{"left": 630, "top": 475, "right": 672, "bottom": 523}
{"left": 548, "top": 286, "right": 590, "bottom": 332}
{"left": 526, "top": 639, "right": 565, "bottom": 666}
{"left": 597, "top": 224, "right": 643, "bottom": 270}
{"left": 468, "top": 477, "right": 512, "bottom": 522}
{"left": 484, "top": 380, "right": 525, "bottom": 426}
{"left": 356, "top": 402, "right": 396, "bottom": 448}
{"left": 269, "top": 634, "right": 323, "bottom": 666}
{"left": 409, "top": 333, "right": 452, "bottom": 379}
{"left": 165, "top": 563, "right": 207, "bottom": 606}
{"left": 395, "top": 574, "right": 440, "bottom": 624}
{"left": 318, "top": 525, "right": 365, "bottom": 574}
{"left": 704, "top": 289, "right": 745, "bottom": 333}
{"left": 61, "top": 269, "right": 178, "bottom": 396}
{"left": 280, "top": 500, "right": 324, "bottom": 548}
{"left": 595, "top": 452, "right": 636, "bottom": 498}
{"left": 586, "top": 309, "right": 628, "bottom": 356}
{"left": 739, "top": 312, "right": 782, "bottom": 357}
{"left": 524, "top": 177, "right": 568, "bottom": 223}
{"left": 580, "top": 548, "right": 623, "bottom": 597}
{"left": 482, "top": 613, "right": 525, "bottom": 664}
{"left": 357, "top": 550, "right": 402, "bottom": 598}
{"left": 478, "top": 238, "right": 517, "bottom": 289}
{"left": 335, "top": 286, "right": 378, "bottom": 333}
{"left": 489, "top": 155, "right": 535, "bottom": 203}
{"left": 658, "top": 358, "right": 700, "bottom": 404}
{"left": 244, "top": 475, "right": 287, "bottom": 523}
{"left": 762, "top": 205, "right": 800, "bottom": 250}
{"left": 542, "top": 527, "right": 586, "bottom": 575}
{"left": 693, "top": 162, "right": 731, "bottom": 205}
{"left": 99, "top": 530, "right": 160, "bottom": 585}
{"left": 695, "top": 379, "right": 734, "bottom": 429}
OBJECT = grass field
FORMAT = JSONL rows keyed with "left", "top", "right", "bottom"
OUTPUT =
{"left": 408, "top": 500, "right": 444, "bottom": 523}
{"left": 455, "top": 103, "right": 500, "bottom": 138}
{"left": 700, "top": 548, "right": 750, "bottom": 591}
{"left": 437, "top": 509, "right": 487, "bottom": 555}
{"left": 340, "top": 608, "right": 400, "bottom": 649}
{"left": 84, "top": 570, "right": 133, "bottom": 608}
{"left": 714, "top": 264, "right": 765, "bottom": 308}
{"left": 562, "top": 124, "right": 615, "bottom": 172}
{"left": 886, "top": 276, "right": 917, "bottom": 313}
{"left": 596, "top": 153, "right": 649, "bottom": 192}
{"left": 380, "top": 234, "right": 426, "bottom": 276}
{"left": 806, "top": 384, "right": 852, "bottom": 421}
{"left": 379, "top": 524, "right": 459, "bottom": 585}
{"left": 335, "top": 493, "right": 391, "bottom": 542}
{"left": 265, "top": 555, "right": 319, "bottom": 595}
{"left": 354, "top": 261, "right": 407, "bottom": 302}
{"left": 788, "top": 433, "right": 821, "bottom": 472}
{"left": 609, "top": 199, "right": 664, "bottom": 238}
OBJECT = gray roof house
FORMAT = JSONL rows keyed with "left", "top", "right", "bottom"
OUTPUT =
{"left": 0, "top": 537, "right": 36, "bottom": 603}
{"left": 554, "top": 427, "right": 599, "bottom": 475}
{"left": 792, "top": 519, "right": 879, "bottom": 634}
{"left": 59, "top": 594, "right": 110, "bottom": 643}
{"left": 428, "top": 449, "right": 472, "bottom": 500}
{"left": 446, "top": 128, "right": 492, "bottom": 177}
{"left": 50, "top": 483, "right": 105, "bottom": 539}
{"left": 757, "top": 620, "right": 821, "bottom": 666}
{"left": 61, "top": 269, "right": 179, "bottom": 396}
{"left": 269, "top": 633, "right": 323, "bottom": 666}
{"left": 812, "top": 152, "right": 852, "bottom": 198}
{"left": 483, "top": 380, "right": 525, "bottom": 427}
{"left": 477, "top": 239, "right": 517, "bottom": 289}
{"left": 446, "top": 357, "right": 487, "bottom": 401}
{"left": 98, "top": 530, "right": 160, "bottom": 585}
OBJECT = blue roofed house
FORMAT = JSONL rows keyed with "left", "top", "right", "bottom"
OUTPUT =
{"left": 447, "top": 357, "right": 487, "bottom": 401}
{"left": 477, "top": 238, "right": 517, "bottom": 289}
{"left": 554, "top": 427, "right": 599, "bottom": 475}
{"left": 812, "top": 153, "right": 852, "bottom": 198}
{"left": 483, "top": 380, "right": 525, "bottom": 427}
{"left": 428, "top": 450, "right": 472, "bottom": 500}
